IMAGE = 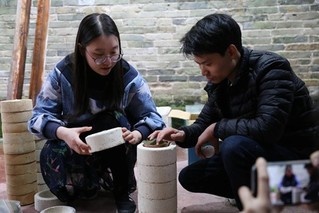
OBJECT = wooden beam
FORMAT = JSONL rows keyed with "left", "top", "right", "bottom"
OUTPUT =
{"left": 7, "top": 0, "right": 31, "bottom": 100}
{"left": 29, "top": 0, "right": 51, "bottom": 104}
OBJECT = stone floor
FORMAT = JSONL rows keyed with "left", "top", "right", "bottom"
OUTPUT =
{"left": 0, "top": 143, "right": 316, "bottom": 213}
{"left": 0, "top": 143, "right": 238, "bottom": 212}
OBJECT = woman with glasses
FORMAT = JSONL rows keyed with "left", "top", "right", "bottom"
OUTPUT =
{"left": 28, "top": 13, "right": 165, "bottom": 213}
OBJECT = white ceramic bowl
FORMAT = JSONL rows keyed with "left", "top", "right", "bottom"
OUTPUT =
{"left": 40, "top": 206, "right": 76, "bottom": 213}
{"left": 85, "top": 127, "right": 125, "bottom": 153}
{"left": 34, "top": 189, "right": 65, "bottom": 212}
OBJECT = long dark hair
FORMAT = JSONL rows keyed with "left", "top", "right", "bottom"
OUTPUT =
{"left": 72, "top": 13, "right": 124, "bottom": 115}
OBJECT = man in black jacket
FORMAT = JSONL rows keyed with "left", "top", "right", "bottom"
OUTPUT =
{"left": 149, "top": 13, "right": 319, "bottom": 210}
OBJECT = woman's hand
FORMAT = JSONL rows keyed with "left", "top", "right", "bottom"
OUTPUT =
{"left": 195, "top": 123, "right": 219, "bottom": 158}
{"left": 56, "top": 126, "right": 92, "bottom": 155}
{"left": 122, "top": 128, "right": 142, "bottom": 145}
{"left": 148, "top": 127, "right": 186, "bottom": 143}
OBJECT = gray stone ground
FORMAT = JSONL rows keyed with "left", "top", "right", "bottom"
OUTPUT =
{"left": 20, "top": 148, "right": 319, "bottom": 213}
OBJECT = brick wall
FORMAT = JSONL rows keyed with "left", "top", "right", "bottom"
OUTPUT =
{"left": 0, "top": 0, "right": 318, "bottom": 105}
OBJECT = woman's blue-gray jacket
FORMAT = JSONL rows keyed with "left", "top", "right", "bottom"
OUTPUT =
{"left": 28, "top": 54, "right": 165, "bottom": 141}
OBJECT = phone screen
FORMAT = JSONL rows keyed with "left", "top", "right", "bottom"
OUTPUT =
{"left": 251, "top": 159, "right": 319, "bottom": 206}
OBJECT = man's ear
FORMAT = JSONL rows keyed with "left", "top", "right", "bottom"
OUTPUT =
{"left": 227, "top": 44, "right": 239, "bottom": 59}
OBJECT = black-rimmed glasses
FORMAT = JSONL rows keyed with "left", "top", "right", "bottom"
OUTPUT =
{"left": 86, "top": 51, "right": 123, "bottom": 65}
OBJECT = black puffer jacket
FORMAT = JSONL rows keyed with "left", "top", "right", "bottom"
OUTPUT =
{"left": 179, "top": 47, "right": 319, "bottom": 157}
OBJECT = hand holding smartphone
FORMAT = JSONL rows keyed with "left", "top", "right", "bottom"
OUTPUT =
{"left": 251, "top": 159, "right": 319, "bottom": 206}
{"left": 239, "top": 158, "right": 272, "bottom": 213}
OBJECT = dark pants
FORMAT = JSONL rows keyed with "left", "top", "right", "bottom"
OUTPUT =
{"left": 40, "top": 140, "right": 130, "bottom": 202}
{"left": 178, "top": 135, "right": 304, "bottom": 210}
{"left": 40, "top": 111, "right": 134, "bottom": 202}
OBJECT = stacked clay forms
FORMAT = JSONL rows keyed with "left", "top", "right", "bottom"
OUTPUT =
{"left": 0, "top": 99, "right": 36, "bottom": 205}
{"left": 137, "top": 142, "right": 177, "bottom": 213}
{"left": 35, "top": 136, "right": 48, "bottom": 191}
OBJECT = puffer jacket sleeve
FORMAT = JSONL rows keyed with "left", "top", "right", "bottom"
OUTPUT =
{"left": 215, "top": 55, "right": 296, "bottom": 144}
{"left": 177, "top": 84, "right": 222, "bottom": 148}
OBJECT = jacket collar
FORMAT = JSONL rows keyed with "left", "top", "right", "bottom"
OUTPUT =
{"left": 230, "top": 47, "right": 252, "bottom": 86}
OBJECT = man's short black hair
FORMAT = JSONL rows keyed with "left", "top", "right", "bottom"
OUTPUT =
{"left": 180, "top": 13, "right": 243, "bottom": 57}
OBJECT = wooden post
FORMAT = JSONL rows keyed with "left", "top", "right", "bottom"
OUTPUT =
{"left": 29, "top": 0, "right": 51, "bottom": 104}
{"left": 7, "top": 0, "right": 31, "bottom": 100}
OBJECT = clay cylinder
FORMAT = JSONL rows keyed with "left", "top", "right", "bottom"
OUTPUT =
{"left": 137, "top": 142, "right": 177, "bottom": 213}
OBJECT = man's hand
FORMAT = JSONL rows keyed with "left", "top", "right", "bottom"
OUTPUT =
{"left": 195, "top": 123, "right": 219, "bottom": 158}
{"left": 148, "top": 127, "right": 186, "bottom": 143}
{"left": 56, "top": 126, "right": 92, "bottom": 155}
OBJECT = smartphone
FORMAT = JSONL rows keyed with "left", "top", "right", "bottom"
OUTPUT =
{"left": 251, "top": 159, "right": 319, "bottom": 206}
